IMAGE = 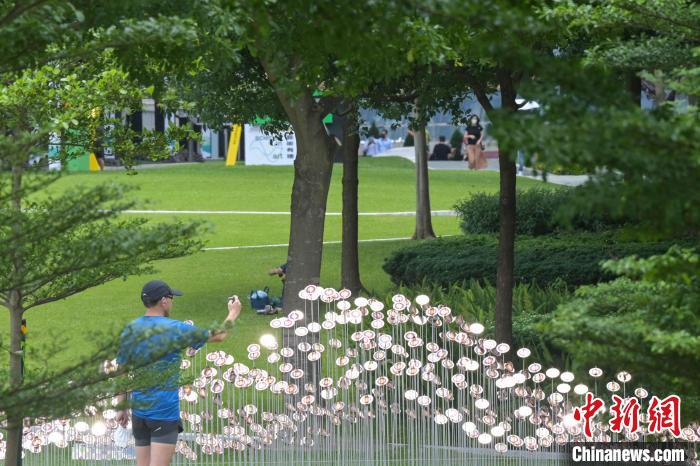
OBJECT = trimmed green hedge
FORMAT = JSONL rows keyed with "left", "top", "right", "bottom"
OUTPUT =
{"left": 383, "top": 234, "right": 688, "bottom": 287}
{"left": 454, "top": 188, "right": 629, "bottom": 235}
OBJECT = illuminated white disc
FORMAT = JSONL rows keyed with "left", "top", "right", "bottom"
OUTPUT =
{"left": 491, "top": 426, "right": 505, "bottom": 437}
{"left": 322, "top": 320, "right": 335, "bottom": 330}
{"left": 297, "top": 342, "right": 311, "bottom": 352}
{"left": 363, "top": 361, "right": 378, "bottom": 371}
{"left": 434, "top": 414, "right": 448, "bottom": 425}
{"left": 616, "top": 371, "right": 631, "bottom": 383}
{"left": 496, "top": 343, "right": 510, "bottom": 354}
{"left": 556, "top": 383, "right": 571, "bottom": 394}
{"left": 536, "top": 427, "right": 550, "bottom": 438}
{"left": 414, "top": 295, "right": 430, "bottom": 306}
{"left": 560, "top": 371, "right": 575, "bottom": 383}
{"left": 516, "top": 347, "right": 531, "bottom": 358}
{"left": 475, "top": 398, "right": 490, "bottom": 410}
{"left": 307, "top": 322, "right": 321, "bottom": 333}
{"left": 634, "top": 387, "right": 648, "bottom": 399}
{"left": 74, "top": 422, "right": 89, "bottom": 433}
{"left": 405, "top": 390, "right": 419, "bottom": 401}
{"left": 588, "top": 367, "right": 603, "bottom": 378}
{"left": 270, "top": 318, "right": 282, "bottom": 329}
{"left": 369, "top": 300, "right": 384, "bottom": 311}
{"left": 294, "top": 327, "right": 308, "bottom": 337}
{"left": 462, "top": 421, "right": 477, "bottom": 434}
{"left": 260, "top": 335, "right": 277, "bottom": 349}
{"left": 90, "top": 422, "right": 106, "bottom": 437}
{"left": 548, "top": 393, "right": 564, "bottom": 404}
{"left": 470, "top": 323, "right": 485, "bottom": 334}
{"left": 478, "top": 433, "right": 493, "bottom": 445}
{"left": 606, "top": 381, "right": 621, "bottom": 392}
{"left": 417, "top": 396, "right": 431, "bottom": 406}
{"left": 517, "top": 406, "right": 533, "bottom": 417}
{"left": 370, "top": 319, "right": 384, "bottom": 329}
{"left": 528, "top": 363, "right": 542, "bottom": 373}
{"left": 513, "top": 373, "right": 527, "bottom": 384}
{"left": 354, "top": 297, "right": 369, "bottom": 307}
{"left": 532, "top": 373, "right": 546, "bottom": 383}
{"left": 545, "top": 368, "right": 560, "bottom": 379}
{"left": 337, "top": 300, "right": 351, "bottom": 311}
{"left": 339, "top": 289, "right": 351, "bottom": 299}
{"left": 483, "top": 339, "right": 497, "bottom": 351}
{"left": 573, "top": 384, "right": 588, "bottom": 395}
{"left": 465, "top": 360, "right": 479, "bottom": 371}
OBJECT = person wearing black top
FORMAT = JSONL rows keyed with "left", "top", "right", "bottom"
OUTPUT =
{"left": 429, "top": 136, "right": 451, "bottom": 161}
{"left": 463, "top": 115, "right": 487, "bottom": 170}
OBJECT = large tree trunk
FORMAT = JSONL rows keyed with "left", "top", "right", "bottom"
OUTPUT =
{"left": 493, "top": 70, "right": 518, "bottom": 348}
{"left": 6, "top": 164, "right": 25, "bottom": 466}
{"left": 412, "top": 125, "right": 435, "bottom": 240}
{"left": 494, "top": 149, "right": 516, "bottom": 347}
{"left": 341, "top": 110, "right": 365, "bottom": 295}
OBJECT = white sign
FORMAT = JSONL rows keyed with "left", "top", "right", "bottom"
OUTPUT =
{"left": 244, "top": 125, "right": 297, "bottom": 165}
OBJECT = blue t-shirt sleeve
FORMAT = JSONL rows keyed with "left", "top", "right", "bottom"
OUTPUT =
{"left": 174, "top": 322, "right": 209, "bottom": 350}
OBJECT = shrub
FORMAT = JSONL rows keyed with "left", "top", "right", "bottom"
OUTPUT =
{"left": 449, "top": 128, "right": 464, "bottom": 150}
{"left": 542, "top": 247, "right": 700, "bottom": 420}
{"left": 454, "top": 187, "right": 630, "bottom": 235}
{"left": 382, "top": 234, "right": 690, "bottom": 287}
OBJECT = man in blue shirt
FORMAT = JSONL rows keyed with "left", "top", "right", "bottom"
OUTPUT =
{"left": 115, "top": 280, "right": 241, "bottom": 466}
{"left": 377, "top": 130, "right": 393, "bottom": 153}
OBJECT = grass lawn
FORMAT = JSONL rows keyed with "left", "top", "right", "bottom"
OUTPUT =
{"left": 2, "top": 157, "right": 543, "bottom": 368}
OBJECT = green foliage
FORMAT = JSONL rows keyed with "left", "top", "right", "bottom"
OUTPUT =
{"left": 388, "top": 280, "right": 572, "bottom": 367}
{"left": 542, "top": 247, "right": 700, "bottom": 420}
{"left": 449, "top": 128, "right": 463, "bottom": 150}
{"left": 454, "top": 188, "right": 632, "bottom": 236}
{"left": 383, "top": 234, "right": 690, "bottom": 288}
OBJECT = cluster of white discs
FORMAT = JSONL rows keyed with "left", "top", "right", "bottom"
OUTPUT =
{"left": 4, "top": 285, "right": 698, "bottom": 464}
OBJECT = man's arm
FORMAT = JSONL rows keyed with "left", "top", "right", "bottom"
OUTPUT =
{"left": 208, "top": 296, "right": 241, "bottom": 343}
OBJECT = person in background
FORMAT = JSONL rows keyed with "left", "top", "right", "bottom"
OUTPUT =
{"left": 363, "top": 137, "right": 379, "bottom": 156}
{"left": 115, "top": 280, "right": 241, "bottom": 466}
{"left": 268, "top": 262, "right": 287, "bottom": 311}
{"left": 464, "top": 115, "right": 487, "bottom": 170}
{"left": 429, "top": 135, "right": 451, "bottom": 161}
{"left": 377, "top": 130, "right": 393, "bottom": 153}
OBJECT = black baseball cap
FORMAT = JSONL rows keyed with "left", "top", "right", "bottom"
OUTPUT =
{"left": 141, "top": 280, "right": 183, "bottom": 304}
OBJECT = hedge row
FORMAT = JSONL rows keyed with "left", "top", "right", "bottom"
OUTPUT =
{"left": 383, "top": 234, "right": 688, "bottom": 287}
{"left": 454, "top": 188, "right": 630, "bottom": 236}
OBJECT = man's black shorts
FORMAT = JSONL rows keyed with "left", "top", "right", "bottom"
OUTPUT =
{"left": 131, "top": 415, "right": 183, "bottom": 446}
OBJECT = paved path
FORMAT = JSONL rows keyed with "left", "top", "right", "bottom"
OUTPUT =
{"left": 377, "top": 147, "right": 589, "bottom": 187}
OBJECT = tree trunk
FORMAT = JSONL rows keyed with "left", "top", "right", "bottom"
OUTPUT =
{"left": 493, "top": 70, "right": 518, "bottom": 348}
{"left": 341, "top": 110, "right": 365, "bottom": 295}
{"left": 494, "top": 149, "right": 516, "bottom": 347}
{"left": 412, "top": 125, "right": 435, "bottom": 240}
{"left": 6, "top": 306, "right": 24, "bottom": 466}
{"left": 6, "top": 163, "right": 25, "bottom": 466}
{"left": 627, "top": 72, "right": 642, "bottom": 107}
{"left": 653, "top": 69, "right": 665, "bottom": 106}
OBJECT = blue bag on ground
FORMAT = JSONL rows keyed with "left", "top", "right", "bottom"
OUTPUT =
{"left": 249, "top": 287, "right": 270, "bottom": 311}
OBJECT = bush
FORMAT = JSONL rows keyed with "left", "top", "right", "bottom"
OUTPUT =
{"left": 449, "top": 128, "right": 464, "bottom": 150}
{"left": 542, "top": 247, "right": 700, "bottom": 420}
{"left": 382, "top": 234, "right": 690, "bottom": 287}
{"left": 454, "top": 187, "right": 630, "bottom": 235}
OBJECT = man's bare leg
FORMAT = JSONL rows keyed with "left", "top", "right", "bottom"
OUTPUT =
{"left": 150, "top": 442, "right": 177, "bottom": 466}
{"left": 135, "top": 446, "right": 150, "bottom": 466}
